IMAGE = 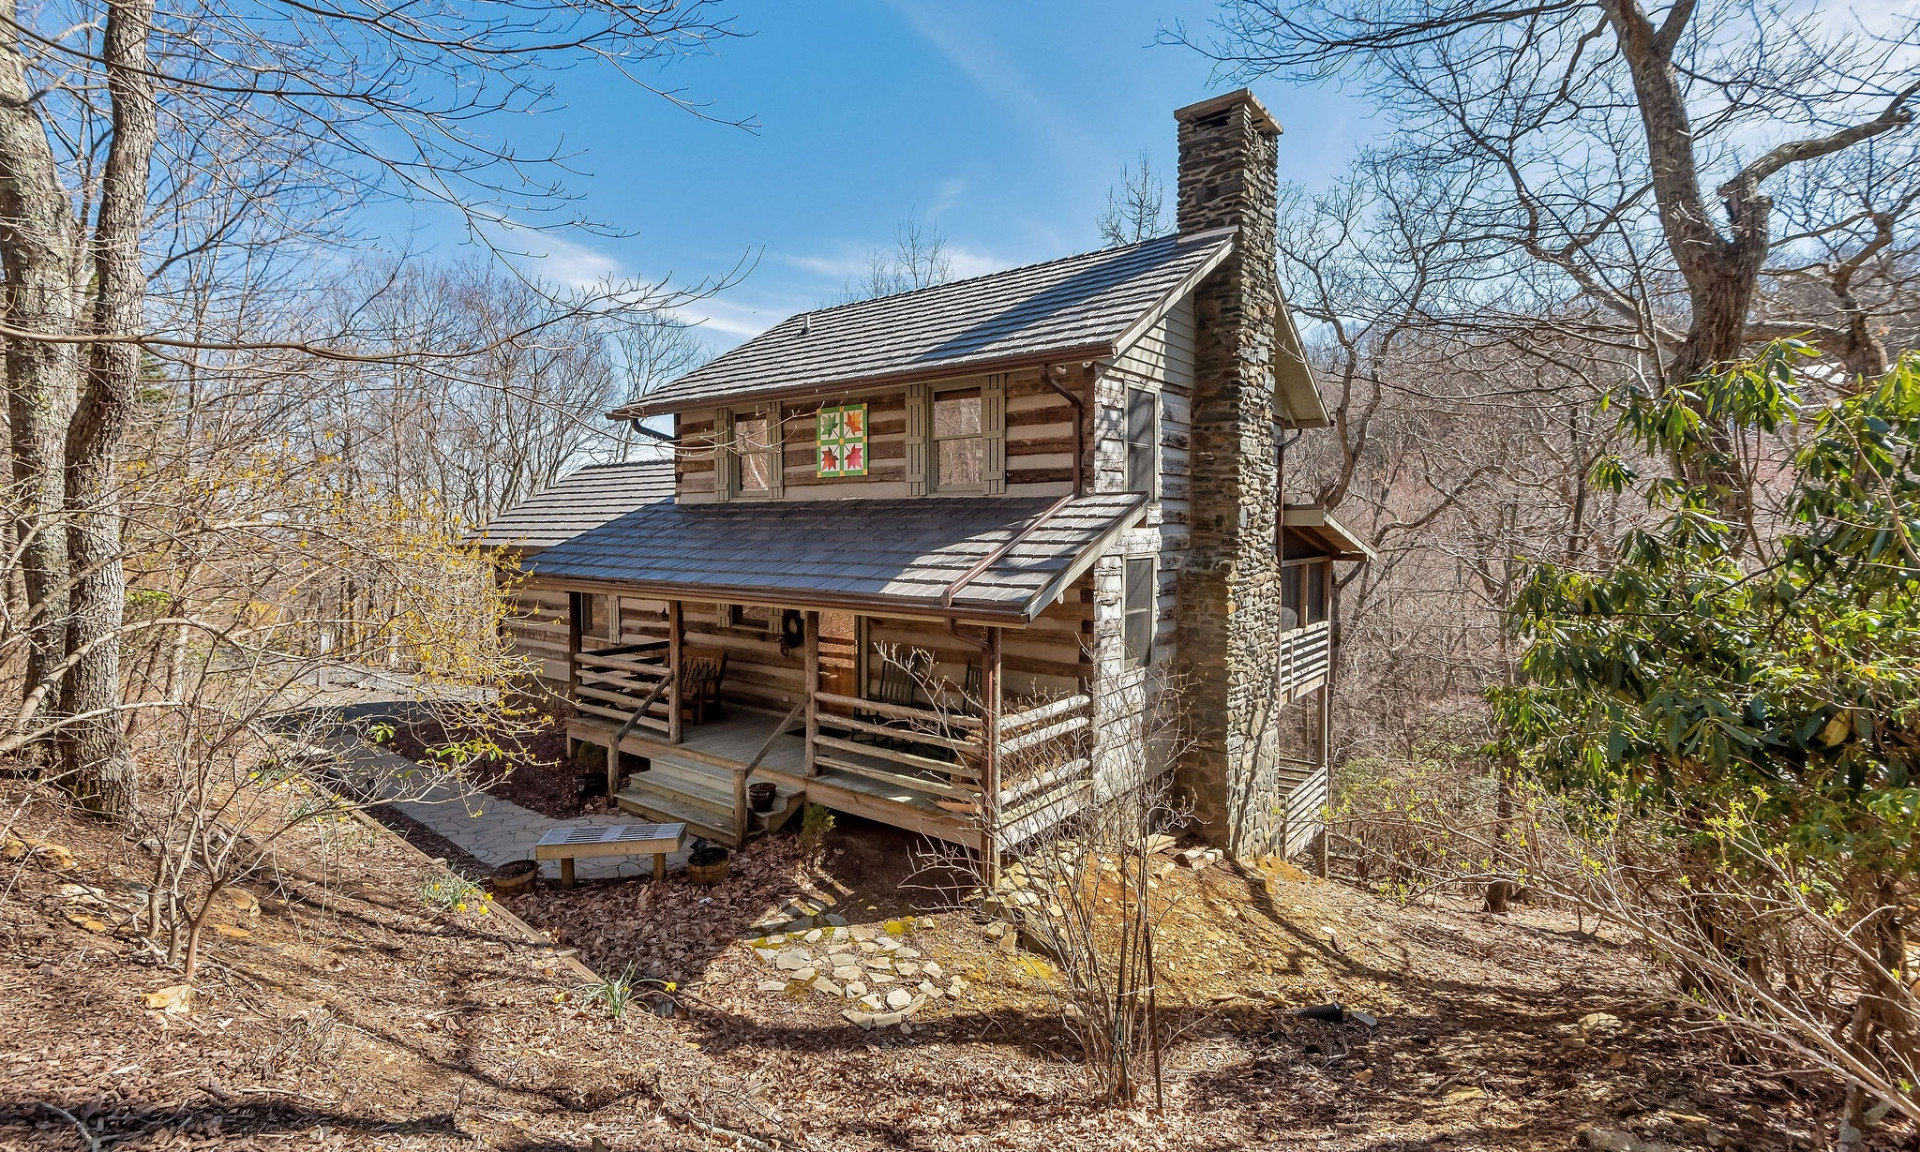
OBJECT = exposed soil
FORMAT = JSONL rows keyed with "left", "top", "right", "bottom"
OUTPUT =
{"left": 4, "top": 778, "right": 1908, "bottom": 1152}
{"left": 498, "top": 815, "right": 1904, "bottom": 1152}
{"left": 382, "top": 710, "right": 583, "bottom": 819}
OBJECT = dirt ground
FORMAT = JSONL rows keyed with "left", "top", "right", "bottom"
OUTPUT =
{"left": 383, "top": 711, "right": 583, "bottom": 820}
{"left": 1, "top": 781, "right": 1904, "bottom": 1151}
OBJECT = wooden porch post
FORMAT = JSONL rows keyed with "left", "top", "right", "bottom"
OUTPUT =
{"left": 1316, "top": 682, "right": 1332, "bottom": 878}
{"left": 803, "top": 610, "right": 820, "bottom": 776}
{"left": 667, "top": 600, "right": 684, "bottom": 745}
{"left": 982, "top": 626, "right": 1003, "bottom": 885}
{"left": 566, "top": 591, "right": 583, "bottom": 702}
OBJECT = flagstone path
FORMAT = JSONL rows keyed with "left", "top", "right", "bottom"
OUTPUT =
{"left": 330, "top": 735, "right": 691, "bottom": 883}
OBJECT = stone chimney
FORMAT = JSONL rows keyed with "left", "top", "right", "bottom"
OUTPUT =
{"left": 1170, "top": 89, "right": 1288, "bottom": 856}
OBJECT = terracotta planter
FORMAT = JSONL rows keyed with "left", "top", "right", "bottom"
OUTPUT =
{"left": 492, "top": 859, "right": 537, "bottom": 895}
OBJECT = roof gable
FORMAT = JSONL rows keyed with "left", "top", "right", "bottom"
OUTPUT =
{"left": 615, "top": 228, "right": 1235, "bottom": 417}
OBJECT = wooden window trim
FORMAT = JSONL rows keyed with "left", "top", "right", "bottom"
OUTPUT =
{"left": 1124, "top": 385, "right": 1157, "bottom": 498}
{"left": 931, "top": 384, "right": 987, "bottom": 495}
{"left": 1122, "top": 556, "right": 1155, "bottom": 670}
{"left": 913, "top": 377, "right": 1006, "bottom": 496}
{"left": 1280, "top": 559, "right": 1330, "bottom": 632}
{"left": 722, "top": 603, "right": 777, "bottom": 634}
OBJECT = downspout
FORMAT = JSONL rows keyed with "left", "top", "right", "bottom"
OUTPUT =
{"left": 1041, "top": 364, "right": 1086, "bottom": 495}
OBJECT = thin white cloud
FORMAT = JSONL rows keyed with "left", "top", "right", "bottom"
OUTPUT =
{"left": 945, "top": 245, "right": 1002, "bottom": 279}
{"left": 883, "top": 1, "right": 1091, "bottom": 163}
{"left": 505, "top": 229, "right": 625, "bottom": 289}
{"left": 927, "top": 177, "right": 967, "bottom": 220}
{"left": 677, "top": 295, "right": 779, "bottom": 341}
{"left": 780, "top": 248, "right": 874, "bottom": 280}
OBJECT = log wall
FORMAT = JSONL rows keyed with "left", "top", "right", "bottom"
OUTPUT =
{"left": 673, "top": 367, "right": 1088, "bottom": 504}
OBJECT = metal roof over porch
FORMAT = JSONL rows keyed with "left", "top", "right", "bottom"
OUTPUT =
{"left": 526, "top": 493, "right": 1145, "bottom": 624}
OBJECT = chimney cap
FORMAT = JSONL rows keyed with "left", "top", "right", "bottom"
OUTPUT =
{"left": 1173, "top": 88, "right": 1282, "bottom": 135}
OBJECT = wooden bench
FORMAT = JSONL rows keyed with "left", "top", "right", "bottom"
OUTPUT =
{"left": 533, "top": 822, "right": 686, "bottom": 888}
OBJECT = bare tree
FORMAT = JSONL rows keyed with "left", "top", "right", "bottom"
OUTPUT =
{"left": 0, "top": 0, "right": 738, "bottom": 815}
{"left": 836, "top": 217, "right": 954, "bottom": 303}
{"left": 1097, "top": 151, "right": 1167, "bottom": 246}
{"left": 1187, "top": 0, "right": 1920, "bottom": 381}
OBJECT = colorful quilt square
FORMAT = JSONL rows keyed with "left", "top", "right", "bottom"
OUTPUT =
{"left": 816, "top": 403, "right": 869, "bottom": 477}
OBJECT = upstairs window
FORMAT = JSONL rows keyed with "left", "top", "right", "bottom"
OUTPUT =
{"left": 907, "top": 376, "right": 1005, "bottom": 496}
{"left": 719, "top": 406, "right": 780, "bottom": 499}
{"left": 1125, "top": 387, "right": 1157, "bottom": 495}
{"left": 1123, "top": 557, "right": 1155, "bottom": 669}
{"left": 932, "top": 386, "right": 984, "bottom": 491}
{"left": 733, "top": 411, "right": 776, "bottom": 494}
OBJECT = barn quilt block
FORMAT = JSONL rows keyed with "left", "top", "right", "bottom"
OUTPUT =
{"left": 816, "top": 403, "right": 868, "bottom": 477}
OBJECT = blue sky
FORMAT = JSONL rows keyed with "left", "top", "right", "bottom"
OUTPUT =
{"left": 402, "top": 1, "right": 1380, "bottom": 354}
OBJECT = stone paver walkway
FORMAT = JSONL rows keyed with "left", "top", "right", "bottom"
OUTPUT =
{"left": 330, "top": 737, "right": 691, "bottom": 882}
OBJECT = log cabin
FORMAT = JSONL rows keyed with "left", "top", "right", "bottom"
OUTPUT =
{"left": 479, "top": 91, "right": 1370, "bottom": 867}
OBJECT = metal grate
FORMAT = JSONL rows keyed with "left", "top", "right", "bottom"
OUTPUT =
{"left": 538, "top": 823, "right": 682, "bottom": 847}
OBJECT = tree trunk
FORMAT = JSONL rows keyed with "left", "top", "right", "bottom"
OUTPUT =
{"left": 0, "top": 0, "right": 80, "bottom": 766}
{"left": 58, "top": 0, "right": 159, "bottom": 818}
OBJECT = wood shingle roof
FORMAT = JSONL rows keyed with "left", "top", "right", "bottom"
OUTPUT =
{"left": 475, "top": 459, "right": 674, "bottom": 552}
{"left": 525, "top": 494, "right": 1146, "bottom": 623}
{"left": 613, "top": 228, "right": 1236, "bottom": 417}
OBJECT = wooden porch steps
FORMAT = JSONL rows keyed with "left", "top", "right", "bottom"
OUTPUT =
{"left": 614, "top": 754, "right": 804, "bottom": 850}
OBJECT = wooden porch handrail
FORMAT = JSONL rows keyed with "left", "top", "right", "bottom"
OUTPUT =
{"left": 812, "top": 733, "right": 982, "bottom": 780}
{"left": 812, "top": 691, "right": 983, "bottom": 729}
{"left": 605, "top": 675, "right": 673, "bottom": 795}
{"left": 999, "top": 756, "right": 1092, "bottom": 810}
{"left": 998, "top": 713, "right": 1091, "bottom": 757}
{"left": 813, "top": 710, "right": 978, "bottom": 753}
{"left": 997, "top": 693, "right": 1091, "bottom": 736}
{"left": 575, "top": 650, "right": 671, "bottom": 677}
{"left": 813, "top": 754, "right": 983, "bottom": 800}
{"left": 743, "top": 696, "right": 809, "bottom": 777}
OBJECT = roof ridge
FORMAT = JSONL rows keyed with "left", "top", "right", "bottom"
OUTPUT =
{"left": 791, "top": 226, "right": 1233, "bottom": 323}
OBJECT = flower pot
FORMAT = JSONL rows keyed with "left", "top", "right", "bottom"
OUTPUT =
{"left": 492, "top": 859, "right": 537, "bottom": 895}
{"left": 686, "top": 858, "right": 730, "bottom": 886}
{"left": 748, "top": 781, "right": 777, "bottom": 812}
{"left": 686, "top": 841, "right": 730, "bottom": 886}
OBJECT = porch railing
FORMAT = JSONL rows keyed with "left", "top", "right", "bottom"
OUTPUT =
{"left": 1277, "top": 620, "right": 1332, "bottom": 700}
{"left": 571, "top": 642, "right": 673, "bottom": 735}
{"left": 995, "top": 693, "right": 1094, "bottom": 846}
{"left": 809, "top": 692, "right": 987, "bottom": 805}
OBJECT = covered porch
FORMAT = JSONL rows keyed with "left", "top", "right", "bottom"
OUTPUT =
{"left": 529, "top": 493, "right": 1143, "bottom": 858}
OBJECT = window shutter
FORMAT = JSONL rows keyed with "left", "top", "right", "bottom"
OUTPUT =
{"left": 906, "top": 383, "right": 928, "bottom": 496}
{"left": 982, "top": 374, "right": 1007, "bottom": 495}
{"left": 765, "top": 403, "right": 785, "bottom": 499}
{"left": 714, "top": 408, "right": 734, "bottom": 502}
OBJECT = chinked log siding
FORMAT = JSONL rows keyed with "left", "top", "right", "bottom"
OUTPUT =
{"left": 672, "top": 367, "right": 1088, "bottom": 504}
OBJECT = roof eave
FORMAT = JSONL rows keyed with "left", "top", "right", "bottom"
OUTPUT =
{"left": 1107, "top": 232, "right": 1237, "bottom": 366}
{"left": 520, "top": 571, "right": 1042, "bottom": 627}
{"left": 610, "top": 340, "right": 1122, "bottom": 421}
{"left": 1282, "top": 505, "right": 1375, "bottom": 561}
{"left": 1274, "top": 302, "right": 1330, "bottom": 430}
